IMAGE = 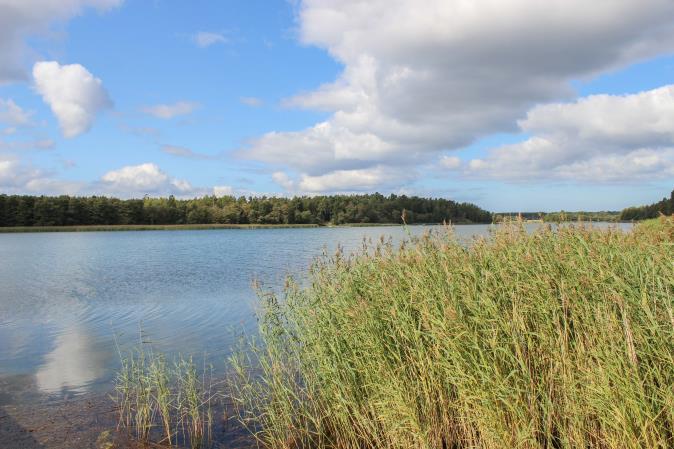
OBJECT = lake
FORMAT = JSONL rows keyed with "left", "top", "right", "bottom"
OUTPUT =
{"left": 0, "top": 223, "right": 631, "bottom": 404}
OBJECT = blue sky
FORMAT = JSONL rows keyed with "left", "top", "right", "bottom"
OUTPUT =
{"left": 1, "top": 0, "right": 673, "bottom": 211}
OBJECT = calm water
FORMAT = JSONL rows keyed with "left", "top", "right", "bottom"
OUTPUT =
{"left": 0, "top": 223, "right": 631, "bottom": 402}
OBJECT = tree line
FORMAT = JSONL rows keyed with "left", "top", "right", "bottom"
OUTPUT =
{"left": 620, "top": 189, "right": 674, "bottom": 221}
{"left": 0, "top": 193, "right": 492, "bottom": 227}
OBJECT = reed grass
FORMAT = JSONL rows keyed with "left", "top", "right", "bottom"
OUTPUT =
{"left": 230, "top": 216, "right": 674, "bottom": 449}
{"left": 114, "top": 344, "right": 216, "bottom": 448}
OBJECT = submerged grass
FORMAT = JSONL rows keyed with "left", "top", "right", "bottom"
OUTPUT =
{"left": 114, "top": 344, "right": 216, "bottom": 448}
{"left": 230, "top": 216, "right": 674, "bottom": 449}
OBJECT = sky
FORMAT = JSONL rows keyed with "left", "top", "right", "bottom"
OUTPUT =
{"left": 0, "top": 0, "right": 673, "bottom": 212}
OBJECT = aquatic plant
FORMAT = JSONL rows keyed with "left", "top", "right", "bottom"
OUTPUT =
{"left": 230, "top": 217, "right": 674, "bottom": 449}
{"left": 114, "top": 344, "right": 216, "bottom": 448}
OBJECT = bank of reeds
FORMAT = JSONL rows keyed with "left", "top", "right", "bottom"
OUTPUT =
{"left": 230, "top": 217, "right": 674, "bottom": 449}
{"left": 114, "top": 346, "right": 216, "bottom": 448}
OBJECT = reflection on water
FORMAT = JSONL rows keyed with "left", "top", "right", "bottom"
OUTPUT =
{"left": 35, "top": 324, "right": 109, "bottom": 394}
{"left": 0, "top": 223, "right": 632, "bottom": 402}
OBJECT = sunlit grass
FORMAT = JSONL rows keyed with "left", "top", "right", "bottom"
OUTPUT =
{"left": 230, "top": 217, "right": 674, "bottom": 449}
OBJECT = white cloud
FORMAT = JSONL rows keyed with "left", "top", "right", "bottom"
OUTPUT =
{"left": 33, "top": 61, "right": 112, "bottom": 137}
{"left": 271, "top": 166, "right": 416, "bottom": 193}
{"left": 193, "top": 31, "right": 227, "bottom": 48}
{"left": 555, "top": 149, "right": 674, "bottom": 182}
{"left": 0, "top": 154, "right": 81, "bottom": 194}
{"left": 465, "top": 85, "right": 674, "bottom": 182}
{"left": 0, "top": 0, "right": 123, "bottom": 83}
{"left": 213, "top": 185, "right": 234, "bottom": 196}
{"left": 142, "top": 101, "right": 199, "bottom": 119}
{"left": 519, "top": 85, "right": 674, "bottom": 148}
{"left": 0, "top": 99, "right": 32, "bottom": 126}
{"left": 272, "top": 171, "right": 295, "bottom": 190}
{"left": 247, "top": 121, "right": 397, "bottom": 176}
{"left": 0, "top": 157, "right": 20, "bottom": 183}
{"left": 244, "top": 0, "right": 674, "bottom": 191}
{"left": 100, "top": 162, "right": 196, "bottom": 196}
{"left": 240, "top": 96, "right": 263, "bottom": 107}
{"left": 0, "top": 157, "right": 243, "bottom": 198}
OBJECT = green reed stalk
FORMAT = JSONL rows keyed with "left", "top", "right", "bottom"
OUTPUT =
{"left": 114, "top": 347, "right": 216, "bottom": 448}
{"left": 230, "top": 217, "right": 674, "bottom": 449}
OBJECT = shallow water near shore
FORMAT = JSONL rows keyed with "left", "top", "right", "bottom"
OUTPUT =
{"left": 0, "top": 223, "right": 632, "bottom": 445}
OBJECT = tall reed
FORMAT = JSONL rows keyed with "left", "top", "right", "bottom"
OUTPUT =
{"left": 230, "top": 217, "right": 674, "bottom": 449}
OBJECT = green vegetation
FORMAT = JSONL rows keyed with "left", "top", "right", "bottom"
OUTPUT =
{"left": 230, "top": 218, "right": 674, "bottom": 449}
{"left": 0, "top": 193, "right": 491, "bottom": 228}
{"left": 620, "top": 188, "right": 674, "bottom": 221}
{"left": 114, "top": 346, "right": 217, "bottom": 448}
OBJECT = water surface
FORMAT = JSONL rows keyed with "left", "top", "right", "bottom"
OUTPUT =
{"left": 0, "top": 223, "right": 631, "bottom": 401}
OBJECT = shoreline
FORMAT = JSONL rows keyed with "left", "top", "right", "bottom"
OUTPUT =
{"left": 0, "top": 223, "right": 321, "bottom": 233}
{"left": 0, "top": 222, "right": 479, "bottom": 233}
{"left": 0, "top": 220, "right": 637, "bottom": 234}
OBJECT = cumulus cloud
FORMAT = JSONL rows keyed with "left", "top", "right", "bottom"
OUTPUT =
{"left": 247, "top": 121, "right": 397, "bottom": 176}
{"left": 192, "top": 31, "right": 227, "bottom": 48}
{"left": 272, "top": 171, "right": 295, "bottom": 191}
{"left": 100, "top": 163, "right": 196, "bottom": 196}
{"left": 299, "top": 166, "right": 414, "bottom": 192}
{"left": 244, "top": 0, "right": 674, "bottom": 192}
{"left": 0, "top": 0, "right": 122, "bottom": 83}
{"left": 272, "top": 166, "right": 416, "bottom": 193}
{"left": 142, "top": 101, "right": 199, "bottom": 119}
{"left": 465, "top": 85, "right": 674, "bottom": 182}
{"left": 33, "top": 61, "right": 112, "bottom": 137}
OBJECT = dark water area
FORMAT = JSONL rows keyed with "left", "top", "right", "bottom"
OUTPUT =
{"left": 0, "top": 223, "right": 632, "bottom": 446}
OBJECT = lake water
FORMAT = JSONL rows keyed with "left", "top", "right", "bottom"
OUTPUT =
{"left": 0, "top": 223, "right": 632, "bottom": 403}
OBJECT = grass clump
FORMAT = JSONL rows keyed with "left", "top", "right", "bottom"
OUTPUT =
{"left": 230, "top": 218, "right": 674, "bottom": 449}
{"left": 114, "top": 345, "right": 216, "bottom": 448}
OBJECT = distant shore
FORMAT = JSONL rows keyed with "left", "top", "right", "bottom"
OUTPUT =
{"left": 0, "top": 222, "right": 468, "bottom": 233}
{"left": 0, "top": 223, "right": 321, "bottom": 233}
{"left": 0, "top": 220, "right": 636, "bottom": 233}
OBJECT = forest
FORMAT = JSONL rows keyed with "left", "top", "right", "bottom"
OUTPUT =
{"left": 0, "top": 193, "right": 492, "bottom": 227}
{"left": 620, "top": 188, "right": 674, "bottom": 220}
